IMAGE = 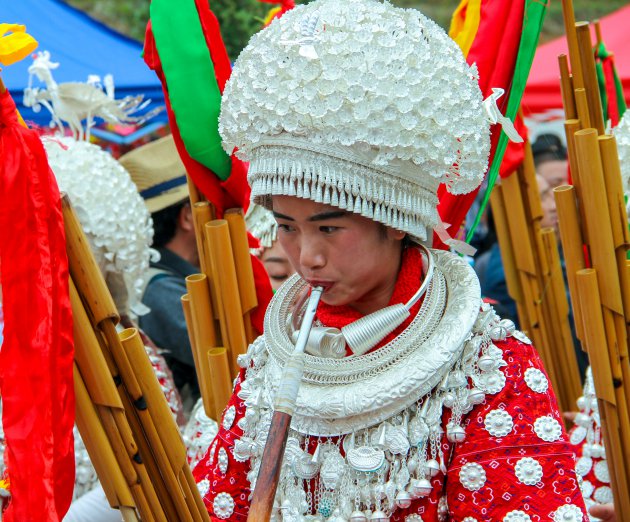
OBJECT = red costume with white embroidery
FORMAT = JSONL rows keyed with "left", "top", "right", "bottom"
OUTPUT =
{"left": 194, "top": 249, "right": 587, "bottom": 521}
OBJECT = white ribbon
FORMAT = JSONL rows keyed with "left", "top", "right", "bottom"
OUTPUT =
{"left": 434, "top": 220, "right": 477, "bottom": 257}
{"left": 483, "top": 87, "right": 523, "bottom": 143}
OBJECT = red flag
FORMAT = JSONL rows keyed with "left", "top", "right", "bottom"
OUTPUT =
{"left": 0, "top": 88, "right": 75, "bottom": 521}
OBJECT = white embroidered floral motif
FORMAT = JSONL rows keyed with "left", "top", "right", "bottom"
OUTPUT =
{"left": 213, "top": 492, "right": 235, "bottom": 519}
{"left": 553, "top": 504, "right": 583, "bottom": 521}
{"left": 514, "top": 457, "right": 543, "bottom": 486}
{"left": 477, "top": 370, "right": 506, "bottom": 394}
{"left": 594, "top": 460, "right": 610, "bottom": 483}
{"left": 462, "top": 518, "right": 479, "bottom": 522}
{"left": 524, "top": 368, "right": 548, "bottom": 393}
{"left": 197, "top": 478, "right": 210, "bottom": 499}
{"left": 459, "top": 462, "right": 486, "bottom": 491}
{"left": 405, "top": 515, "right": 424, "bottom": 522}
{"left": 218, "top": 447, "right": 229, "bottom": 475}
{"left": 222, "top": 405, "right": 236, "bottom": 430}
{"left": 503, "top": 511, "right": 532, "bottom": 522}
{"left": 575, "top": 456, "right": 593, "bottom": 477}
{"left": 569, "top": 425, "right": 587, "bottom": 445}
{"left": 580, "top": 480, "right": 594, "bottom": 499}
{"left": 533, "top": 415, "right": 562, "bottom": 442}
{"left": 594, "top": 486, "right": 613, "bottom": 504}
{"left": 484, "top": 409, "right": 513, "bottom": 437}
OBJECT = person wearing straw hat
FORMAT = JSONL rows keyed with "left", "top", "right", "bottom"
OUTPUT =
{"left": 192, "top": 1, "right": 587, "bottom": 520}
{"left": 120, "top": 135, "right": 202, "bottom": 407}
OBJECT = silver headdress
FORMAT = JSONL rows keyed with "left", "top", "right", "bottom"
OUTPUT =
{"left": 614, "top": 111, "right": 630, "bottom": 194}
{"left": 219, "top": 0, "right": 490, "bottom": 242}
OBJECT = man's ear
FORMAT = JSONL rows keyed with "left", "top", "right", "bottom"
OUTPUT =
{"left": 386, "top": 227, "right": 407, "bottom": 241}
{"left": 179, "top": 203, "right": 195, "bottom": 232}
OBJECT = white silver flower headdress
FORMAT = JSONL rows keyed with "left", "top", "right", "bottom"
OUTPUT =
{"left": 44, "top": 137, "right": 154, "bottom": 316}
{"left": 219, "top": 0, "right": 491, "bottom": 242}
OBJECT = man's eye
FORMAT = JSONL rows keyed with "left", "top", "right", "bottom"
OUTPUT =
{"left": 278, "top": 224, "right": 295, "bottom": 232}
{"left": 319, "top": 226, "right": 339, "bottom": 234}
{"left": 270, "top": 274, "right": 289, "bottom": 281}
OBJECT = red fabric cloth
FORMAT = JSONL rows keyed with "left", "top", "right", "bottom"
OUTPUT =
{"left": 193, "top": 251, "right": 587, "bottom": 521}
{"left": 434, "top": 0, "right": 526, "bottom": 250}
{"left": 0, "top": 89, "right": 75, "bottom": 521}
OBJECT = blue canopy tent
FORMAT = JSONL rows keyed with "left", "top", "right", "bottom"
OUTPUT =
{"left": 2, "top": 0, "right": 166, "bottom": 129}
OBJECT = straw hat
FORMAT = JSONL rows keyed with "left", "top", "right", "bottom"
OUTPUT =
{"left": 120, "top": 134, "right": 189, "bottom": 213}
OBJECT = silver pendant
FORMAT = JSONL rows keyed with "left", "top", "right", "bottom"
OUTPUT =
{"left": 293, "top": 452, "right": 321, "bottom": 479}
{"left": 346, "top": 446, "right": 386, "bottom": 473}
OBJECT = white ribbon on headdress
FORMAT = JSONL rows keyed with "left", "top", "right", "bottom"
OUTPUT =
{"left": 434, "top": 219, "right": 477, "bottom": 257}
{"left": 483, "top": 87, "right": 523, "bottom": 143}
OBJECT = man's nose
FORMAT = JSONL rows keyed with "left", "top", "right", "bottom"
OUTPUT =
{"left": 299, "top": 238, "right": 326, "bottom": 270}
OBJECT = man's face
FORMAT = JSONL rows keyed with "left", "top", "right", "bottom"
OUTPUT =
{"left": 537, "top": 159, "right": 568, "bottom": 189}
{"left": 260, "top": 240, "right": 295, "bottom": 291}
{"left": 272, "top": 195, "right": 404, "bottom": 314}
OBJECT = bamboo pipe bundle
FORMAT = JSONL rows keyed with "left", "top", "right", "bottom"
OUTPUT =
{"left": 64, "top": 195, "right": 204, "bottom": 521}
{"left": 576, "top": 270, "right": 630, "bottom": 517}
{"left": 225, "top": 209, "right": 258, "bottom": 343}
{"left": 205, "top": 220, "right": 248, "bottom": 375}
{"left": 121, "top": 328, "right": 210, "bottom": 522}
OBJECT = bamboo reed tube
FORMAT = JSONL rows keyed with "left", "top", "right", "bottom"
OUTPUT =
{"left": 224, "top": 209, "right": 258, "bottom": 313}
{"left": 187, "top": 174, "right": 202, "bottom": 206}
{"left": 560, "top": 0, "right": 583, "bottom": 89}
{"left": 70, "top": 279, "right": 123, "bottom": 408}
{"left": 574, "top": 88, "right": 591, "bottom": 129}
{"left": 489, "top": 189, "right": 527, "bottom": 325}
{"left": 576, "top": 23, "right": 605, "bottom": 135}
{"left": 501, "top": 173, "right": 537, "bottom": 274}
{"left": 574, "top": 129, "right": 624, "bottom": 313}
{"left": 74, "top": 364, "right": 136, "bottom": 511}
{"left": 540, "top": 228, "right": 582, "bottom": 405}
{"left": 563, "top": 119, "right": 590, "bottom": 245}
{"left": 185, "top": 274, "right": 218, "bottom": 419}
{"left": 576, "top": 270, "right": 630, "bottom": 518}
{"left": 101, "top": 320, "right": 145, "bottom": 401}
{"left": 594, "top": 20, "right": 603, "bottom": 47}
{"left": 118, "top": 390, "right": 175, "bottom": 522}
{"left": 558, "top": 55, "right": 577, "bottom": 120}
{"left": 553, "top": 186, "right": 587, "bottom": 343}
{"left": 205, "top": 220, "right": 248, "bottom": 375}
{"left": 192, "top": 202, "right": 213, "bottom": 279}
{"left": 121, "top": 328, "right": 209, "bottom": 522}
{"left": 61, "top": 194, "right": 119, "bottom": 325}
{"left": 208, "top": 347, "right": 233, "bottom": 418}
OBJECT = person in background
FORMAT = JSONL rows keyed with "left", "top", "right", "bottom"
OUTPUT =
{"left": 245, "top": 203, "right": 295, "bottom": 292}
{"left": 120, "top": 136, "right": 201, "bottom": 409}
{"left": 532, "top": 133, "right": 569, "bottom": 188}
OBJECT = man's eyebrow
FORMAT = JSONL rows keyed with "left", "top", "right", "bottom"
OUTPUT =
{"left": 308, "top": 211, "right": 348, "bottom": 222}
{"left": 273, "top": 211, "right": 294, "bottom": 221}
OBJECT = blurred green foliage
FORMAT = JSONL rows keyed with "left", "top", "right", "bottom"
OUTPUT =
{"left": 65, "top": 0, "right": 629, "bottom": 60}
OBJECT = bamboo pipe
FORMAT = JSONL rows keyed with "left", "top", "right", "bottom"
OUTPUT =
{"left": 574, "top": 88, "right": 591, "bottom": 129}
{"left": 192, "top": 202, "right": 213, "bottom": 281}
{"left": 187, "top": 174, "right": 203, "bottom": 206}
{"left": 558, "top": 55, "right": 577, "bottom": 120}
{"left": 576, "top": 270, "right": 630, "bottom": 518}
{"left": 61, "top": 194, "right": 119, "bottom": 326}
{"left": 576, "top": 22, "right": 605, "bottom": 135}
{"left": 594, "top": 20, "right": 603, "bottom": 47}
{"left": 560, "top": 0, "right": 583, "bottom": 89}
{"left": 574, "top": 129, "right": 624, "bottom": 313}
{"left": 225, "top": 208, "right": 258, "bottom": 343}
{"left": 118, "top": 390, "right": 175, "bottom": 522}
{"left": 490, "top": 189, "right": 529, "bottom": 310}
{"left": 208, "top": 347, "right": 233, "bottom": 418}
{"left": 563, "top": 119, "right": 590, "bottom": 245}
{"left": 74, "top": 364, "right": 137, "bottom": 512}
{"left": 70, "top": 279, "right": 124, "bottom": 408}
{"left": 185, "top": 274, "right": 218, "bottom": 419}
{"left": 117, "top": 330, "right": 195, "bottom": 522}
{"left": 205, "top": 220, "right": 248, "bottom": 375}
{"left": 121, "top": 328, "right": 209, "bottom": 522}
{"left": 553, "top": 185, "right": 586, "bottom": 343}
{"left": 540, "top": 228, "right": 582, "bottom": 405}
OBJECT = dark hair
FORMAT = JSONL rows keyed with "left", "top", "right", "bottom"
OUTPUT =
{"left": 532, "top": 133, "right": 567, "bottom": 167}
{"left": 151, "top": 201, "right": 186, "bottom": 248}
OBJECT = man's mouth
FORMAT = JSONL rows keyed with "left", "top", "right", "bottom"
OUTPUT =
{"left": 306, "top": 279, "right": 334, "bottom": 291}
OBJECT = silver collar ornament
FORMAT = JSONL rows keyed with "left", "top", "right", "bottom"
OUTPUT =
{"left": 231, "top": 250, "right": 516, "bottom": 521}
